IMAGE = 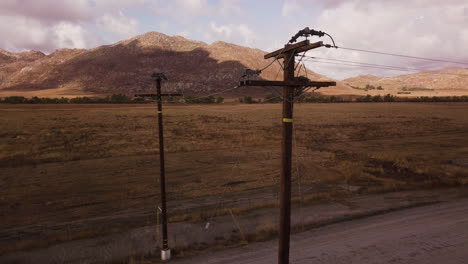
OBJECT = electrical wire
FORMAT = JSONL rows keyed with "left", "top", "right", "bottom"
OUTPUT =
{"left": 259, "top": 58, "right": 279, "bottom": 72}
{"left": 335, "top": 46, "right": 468, "bottom": 66}
{"left": 304, "top": 59, "right": 430, "bottom": 72}
{"left": 324, "top": 33, "right": 336, "bottom": 48}
{"left": 303, "top": 57, "right": 468, "bottom": 77}
{"left": 303, "top": 56, "right": 425, "bottom": 71}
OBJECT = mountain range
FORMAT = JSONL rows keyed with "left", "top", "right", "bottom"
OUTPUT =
{"left": 0, "top": 32, "right": 467, "bottom": 98}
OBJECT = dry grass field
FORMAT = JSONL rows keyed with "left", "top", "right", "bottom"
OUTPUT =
{"left": 1, "top": 102, "right": 468, "bottom": 256}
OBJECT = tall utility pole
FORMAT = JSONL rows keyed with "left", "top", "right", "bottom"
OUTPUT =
{"left": 136, "top": 72, "right": 182, "bottom": 261}
{"left": 239, "top": 31, "right": 336, "bottom": 264}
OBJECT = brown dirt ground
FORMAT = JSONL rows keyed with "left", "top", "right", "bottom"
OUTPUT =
{"left": 1, "top": 103, "right": 468, "bottom": 257}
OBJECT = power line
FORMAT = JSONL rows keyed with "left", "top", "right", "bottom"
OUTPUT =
{"left": 304, "top": 59, "right": 423, "bottom": 72}
{"left": 304, "top": 56, "right": 424, "bottom": 71}
{"left": 260, "top": 58, "right": 279, "bottom": 71}
{"left": 303, "top": 57, "right": 468, "bottom": 77}
{"left": 335, "top": 46, "right": 468, "bottom": 66}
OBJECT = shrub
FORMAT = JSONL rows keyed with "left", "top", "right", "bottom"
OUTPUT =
{"left": 2, "top": 96, "right": 27, "bottom": 104}
{"left": 70, "top": 97, "right": 93, "bottom": 104}
{"left": 110, "top": 94, "right": 131, "bottom": 104}
{"left": 216, "top": 96, "right": 224, "bottom": 104}
{"left": 185, "top": 95, "right": 216, "bottom": 104}
{"left": 372, "top": 95, "right": 383, "bottom": 102}
{"left": 383, "top": 94, "right": 396, "bottom": 102}
{"left": 240, "top": 96, "right": 257, "bottom": 104}
{"left": 357, "top": 95, "right": 372, "bottom": 102}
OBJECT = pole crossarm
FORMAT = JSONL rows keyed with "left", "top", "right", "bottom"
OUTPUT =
{"left": 151, "top": 72, "right": 168, "bottom": 81}
{"left": 239, "top": 80, "right": 336, "bottom": 88}
{"left": 292, "top": 41, "right": 323, "bottom": 55}
{"left": 264, "top": 40, "right": 324, "bottom": 59}
{"left": 264, "top": 40, "right": 310, "bottom": 59}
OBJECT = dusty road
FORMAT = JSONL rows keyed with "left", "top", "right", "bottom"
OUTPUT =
{"left": 174, "top": 198, "right": 468, "bottom": 264}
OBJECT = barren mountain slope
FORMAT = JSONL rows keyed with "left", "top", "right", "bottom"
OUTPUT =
{"left": 343, "top": 68, "right": 468, "bottom": 96}
{"left": 0, "top": 32, "right": 345, "bottom": 97}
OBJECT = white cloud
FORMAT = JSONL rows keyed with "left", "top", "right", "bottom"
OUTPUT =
{"left": 0, "top": 0, "right": 92, "bottom": 22}
{"left": 219, "top": 0, "right": 243, "bottom": 16}
{"left": 0, "top": 15, "right": 47, "bottom": 52}
{"left": 204, "top": 22, "right": 256, "bottom": 46}
{"left": 52, "top": 22, "right": 88, "bottom": 49}
{"left": 0, "top": 0, "right": 147, "bottom": 52}
{"left": 181, "top": 0, "right": 207, "bottom": 14}
{"left": 304, "top": 0, "right": 468, "bottom": 79}
{"left": 0, "top": 15, "right": 94, "bottom": 52}
{"left": 153, "top": 0, "right": 209, "bottom": 17}
{"left": 98, "top": 12, "right": 139, "bottom": 39}
{"left": 152, "top": 0, "right": 242, "bottom": 18}
{"left": 281, "top": 0, "right": 300, "bottom": 17}
{"left": 177, "top": 31, "right": 191, "bottom": 38}
{"left": 93, "top": 0, "right": 146, "bottom": 9}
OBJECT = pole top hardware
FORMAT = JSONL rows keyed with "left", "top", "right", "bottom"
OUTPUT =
{"left": 242, "top": 69, "right": 262, "bottom": 78}
{"left": 151, "top": 72, "right": 168, "bottom": 81}
{"left": 288, "top": 27, "right": 325, "bottom": 44}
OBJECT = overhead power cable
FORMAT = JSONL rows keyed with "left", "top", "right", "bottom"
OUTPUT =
{"left": 303, "top": 56, "right": 424, "bottom": 71}
{"left": 303, "top": 57, "right": 468, "bottom": 77}
{"left": 333, "top": 46, "right": 468, "bottom": 66}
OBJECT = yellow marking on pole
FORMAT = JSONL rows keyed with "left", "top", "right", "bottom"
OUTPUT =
{"left": 157, "top": 111, "right": 162, "bottom": 114}
{"left": 282, "top": 118, "right": 293, "bottom": 123}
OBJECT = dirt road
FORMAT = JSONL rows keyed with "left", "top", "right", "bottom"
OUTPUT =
{"left": 174, "top": 198, "right": 468, "bottom": 264}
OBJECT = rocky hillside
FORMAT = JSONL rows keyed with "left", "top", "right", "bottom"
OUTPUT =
{"left": 0, "top": 32, "right": 343, "bottom": 98}
{"left": 343, "top": 68, "right": 468, "bottom": 96}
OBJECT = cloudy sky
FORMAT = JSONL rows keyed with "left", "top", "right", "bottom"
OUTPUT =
{"left": 1, "top": 0, "right": 467, "bottom": 79}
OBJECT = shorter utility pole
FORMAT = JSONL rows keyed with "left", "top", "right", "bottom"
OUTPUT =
{"left": 136, "top": 72, "right": 181, "bottom": 261}
{"left": 239, "top": 28, "right": 336, "bottom": 264}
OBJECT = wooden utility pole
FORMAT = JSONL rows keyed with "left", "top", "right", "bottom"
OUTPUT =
{"left": 136, "top": 72, "right": 181, "bottom": 261}
{"left": 239, "top": 40, "right": 335, "bottom": 264}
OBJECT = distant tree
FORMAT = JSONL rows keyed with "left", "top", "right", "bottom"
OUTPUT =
{"left": 383, "top": 94, "right": 396, "bottom": 102}
{"left": 372, "top": 95, "right": 383, "bottom": 102}
{"left": 58, "top": 97, "right": 70, "bottom": 104}
{"left": 365, "top": 84, "right": 376, "bottom": 90}
{"left": 215, "top": 96, "right": 224, "bottom": 104}
{"left": 29, "top": 96, "right": 42, "bottom": 104}
{"left": 133, "top": 96, "right": 145, "bottom": 103}
{"left": 110, "top": 94, "right": 131, "bottom": 104}
{"left": 357, "top": 95, "right": 372, "bottom": 102}
{"left": 70, "top": 97, "right": 93, "bottom": 104}
{"left": 185, "top": 95, "right": 216, "bottom": 104}
{"left": 242, "top": 96, "right": 255, "bottom": 104}
{"left": 304, "top": 95, "right": 321, "bottom": 103}
{"left": 3, "top": 96, "right": 27, "bottom": 104}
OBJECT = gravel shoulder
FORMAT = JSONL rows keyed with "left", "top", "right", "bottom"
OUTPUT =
{"left": 173, "top": 195, "right": 468, "bottom": 264}
{"left": 2, "top": 187, "right": 467, "bottom": 264}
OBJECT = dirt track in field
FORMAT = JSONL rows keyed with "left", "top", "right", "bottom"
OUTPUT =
{"left": 174, "top": 198, "right": 468, "bottom": 264}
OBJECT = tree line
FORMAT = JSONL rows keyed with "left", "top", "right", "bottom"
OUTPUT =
{"left": 241, "top": 94, "right": 468, "bottom": 104}
{"left": 0, "top": 94, "right": 225, "bottom": 104}
{"left": 1, "top": 93, "right": 468, "bottom": 104}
